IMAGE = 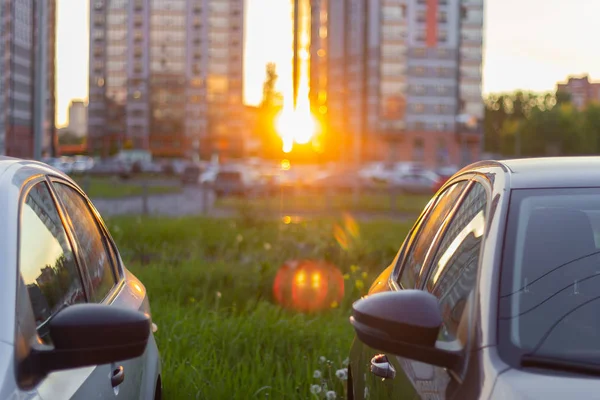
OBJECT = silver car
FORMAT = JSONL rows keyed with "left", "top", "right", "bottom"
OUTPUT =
{"left": 0, "top": 157, "right": 161, "bottom": 399}
{"left": 349, "top": 157, "right": 600, "bottom": 399}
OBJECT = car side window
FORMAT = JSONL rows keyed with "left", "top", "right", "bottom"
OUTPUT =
{"left": 53, "top": 183, "right": 118, "bottom": 303}
{"left": 398, "top": 181, "right": 468, "bottom": 289}
{"left": 426, "top": 182, "right": 487, "bottom": 347}
{"left": 19, "top": 182, "right": 85, "bottom": 343}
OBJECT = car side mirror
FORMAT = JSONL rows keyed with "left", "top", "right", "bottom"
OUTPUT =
{"left": 26, "top": 304, "right": 150, "bottom": 376}
{"left": 350, "top": 290, "right": 461, "bottom": 370}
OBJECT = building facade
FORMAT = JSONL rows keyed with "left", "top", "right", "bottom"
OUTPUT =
{"left": 557, "top": 74, "right": 600, "bottom": 110}
{"left": 309, "top": 0, "right": 484, "bottom": 167}
{"left": 88, "top": 0, "right": 244, "bottom": 159}
{"left": 0, "top": 0, "right": 56, "bottom": 158}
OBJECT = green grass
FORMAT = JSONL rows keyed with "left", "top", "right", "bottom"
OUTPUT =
{"left": 106, "top": 215, "right": 413, "bottom": 399}
{"left": 74, "top": 177, "right": 181, "bottom": 199}
{"left": 216, "top": 192, "right": 431, "bottom": 215}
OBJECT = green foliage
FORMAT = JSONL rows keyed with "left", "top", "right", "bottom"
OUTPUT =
{"left": 484, "top": 90, "right": 600, "bottom": 157}
{"left": 58, "top": 130, "right": 85, "bottom": 145}
{"left": 106, "top": 216, "right": 411, "bottom": 399}
{"left": 73, "top": 177, "right": 181, "bottom": 199}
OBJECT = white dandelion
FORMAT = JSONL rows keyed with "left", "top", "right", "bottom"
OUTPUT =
{"left": 335, "top": 368, "right": 348, "bottom": 380}
{"left": 326, "top": 391, "right": 336, "bottom": 399}
{"left": 310, "top": 384, "right": 322, "bottom": 394}
{"left": 313, "top": 370, "right": 322, "bottom": 379}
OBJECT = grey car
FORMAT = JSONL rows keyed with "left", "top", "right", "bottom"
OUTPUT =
{"left": 349, "top": 157, "right": 600, "bottom": 399}
{"left": 0, "top": 157, "right": 161, "bottom": 399}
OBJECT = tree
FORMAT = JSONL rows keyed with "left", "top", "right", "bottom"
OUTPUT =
{"left": 255, "top": 63, "right": 284, "bottom": 159}
{"left": 58, "top": 130, "right": 85, "bottom": 145}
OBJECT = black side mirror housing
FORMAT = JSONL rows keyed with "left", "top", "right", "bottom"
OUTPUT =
{"left": 350, "top": 290, "right": 461, "bottom": 370}
{"left": 27, "top": 304, "right": 150, "bottom": 375}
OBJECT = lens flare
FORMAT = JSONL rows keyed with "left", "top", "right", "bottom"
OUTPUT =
{"left": 343, "top": 213, "right": 360, "bottom": 239}
{"left": 334, "top": 224, "right": 349, "bottom": 250}
{"left": 273, "top": 260, "right": 345, "bottom": 313}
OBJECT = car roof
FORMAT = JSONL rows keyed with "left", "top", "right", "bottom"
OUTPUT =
{"left": 498, "top": 157, "right": 600, "bottom": 189}
{"left": 463, "top": 157, "right": 600, "bottom": 190}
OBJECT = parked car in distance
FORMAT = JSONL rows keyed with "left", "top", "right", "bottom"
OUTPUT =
{"left": 390, "top": 170, "right": 440, "bottom": 194}
{"left": 213, "top": 167, "right": 261, "bottom": 197}
{"left": 348, "top": 157, "right": 600, "bottom": 399}
{"left": 0, "top": 156, "right": 161, "bottom": 399}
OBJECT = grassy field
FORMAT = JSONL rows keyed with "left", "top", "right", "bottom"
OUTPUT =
{"left": 106, "top": 215, "right": 413, "bottom": 399}
{"left": 216, "top": 192, "right": 431, "bottom": 215}
{"left": 73, "top": 176, "right": 181, "bottom": 199}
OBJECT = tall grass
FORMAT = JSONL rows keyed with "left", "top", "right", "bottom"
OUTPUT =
{"left": 107, "top": 215, "right": 412, "bottom": 399}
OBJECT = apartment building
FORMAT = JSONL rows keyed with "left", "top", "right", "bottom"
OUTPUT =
{"left": 557, "top": 74, "right": 600, "bottom": 110}
{"left": 0, "top": 0, "right": 56, "bottom": 158}
{"left": 88, "top": 0, "right": 244, "bottom": 159}
{"left": 309, "top": 0, "right": 484, "bottom": 167}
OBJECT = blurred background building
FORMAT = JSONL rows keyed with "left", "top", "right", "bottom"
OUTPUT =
{"left": 88, "top": 0, "right": 244, "bottom": 159}
{"left": 557, "top": 74, "right": 600, "bottom": 110}
{"left": 0, "top": 0, "right": 57, "bottom": 158}
{"left": 309, "top": 0, "right": 484, "bottom": 168}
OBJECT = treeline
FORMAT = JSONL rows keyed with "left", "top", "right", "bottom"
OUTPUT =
{"left": 484, "top": 90, "right": 600, "bottom": 157}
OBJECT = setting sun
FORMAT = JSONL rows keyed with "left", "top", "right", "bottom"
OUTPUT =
{"left": 274, "top": 0, "right": 318, "bottom": 154}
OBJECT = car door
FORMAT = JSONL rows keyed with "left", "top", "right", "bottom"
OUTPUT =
{"left": 48, "top": 181, "right": 146, "bottom": 399}
{"left": 14, "top": 179, "right": 117, "bottom": 400}
{"left": 356, "top": 180, "right": 470, "bottom": 399}
{"left": 400, "top": 179, "right": 489, "bottom": 400}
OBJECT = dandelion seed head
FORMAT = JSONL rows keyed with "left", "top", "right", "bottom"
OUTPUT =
{"left": 319, "top": 356, "right": 327, "bottom": 363}
{"left": 313, "top": 370, "right": 322, "bottom": 379}
{"left": 310, "top": 384, "right": 322, "bottom": 394}
{"left": 335, "top": 368, "right": 348, "bottom": 380}
{"left": 326, "top": 391, "right": 337, "bottom": 399}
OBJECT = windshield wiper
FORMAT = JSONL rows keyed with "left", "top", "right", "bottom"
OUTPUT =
{"left": 521, "top": 354, "right": 600, "bottom": 377}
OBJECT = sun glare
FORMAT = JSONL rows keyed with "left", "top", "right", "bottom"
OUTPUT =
{"left": 274, "top": 0, "right": 319, "bottom": 154}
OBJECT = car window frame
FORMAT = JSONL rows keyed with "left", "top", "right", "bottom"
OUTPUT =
{"left": 15, "top": 176, "right": 91, "bottom": 389}
{"left": 419, "top": 174, "right": 492, "bottom": 288}
{"left": 418, "top": 173, "right": 493, "bottom": 381}
{"left": 48, "top": 177, "right": 125, "bottom": 304}
{"left": 391, "top": 176, "right": 473, "bottom": 290}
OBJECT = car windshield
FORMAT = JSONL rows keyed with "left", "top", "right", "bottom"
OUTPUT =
{"left": 499, "top": 188, "right": 600, "bottom": 368}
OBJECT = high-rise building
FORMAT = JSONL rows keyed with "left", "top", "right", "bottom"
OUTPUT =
{"left": 309, "top": 0, "right": 484, "bottom": 167}
{"left": 0, "top": 0, "right": 57, "bottom": 158}
{"left": 88, "top": 0, "right": 244, "bottom": 159}
{"left": 67, "top": 100, "right": 88, "bottom": 138}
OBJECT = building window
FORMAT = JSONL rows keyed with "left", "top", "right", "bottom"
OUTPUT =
{"left": 413, "top": 103, "right": 425, "bottom": 113}
{"left": 415, "top": 121, "right": 425, "bottom": 131}
{"left": 414, "top": 66, "right": 426, "bottom": 76}
{"left": 438, "top": 11, "right": 447, "bottom": 23}
{"left": 414, "top": 48, "right": 427, "bottom": 57}
{"left": 417, "top": 10, "right": 426, "bottom": 22}
{"left": 416, "top": 31, "right": 426, "bottom": 42}
{"left": 438, "top": 31, "right": 448, "bottom": 42}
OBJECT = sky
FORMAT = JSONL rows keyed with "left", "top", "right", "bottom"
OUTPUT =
{"left": 55, "top": 0, "right": 600, "bottom": 127}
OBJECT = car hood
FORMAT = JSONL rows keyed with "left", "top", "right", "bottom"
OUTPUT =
{"left": 491, "top": 367, "right": 600, "bottom": 399}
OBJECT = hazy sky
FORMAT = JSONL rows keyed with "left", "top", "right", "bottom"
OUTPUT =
{"left": 55, "top": 0, "right": 600, "bottom": 127}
